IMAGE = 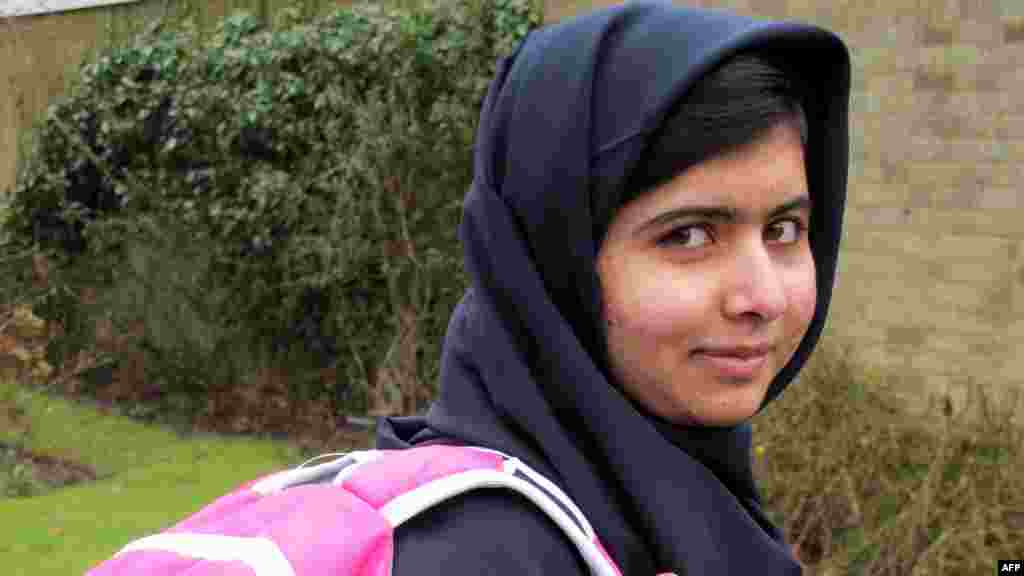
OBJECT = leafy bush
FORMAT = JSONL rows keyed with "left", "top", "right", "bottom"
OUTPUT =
{"left": 0, "top": 0, "right": 542, "bottom": 430}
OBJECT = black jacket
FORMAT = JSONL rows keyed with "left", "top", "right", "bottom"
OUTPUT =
{"left": 377, "top": 2, "right": 851, "bottom": 574}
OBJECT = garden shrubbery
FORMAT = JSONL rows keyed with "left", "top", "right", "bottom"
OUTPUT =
{"left": 0, "top": 0, "right": 542, "bottom": 438}
{"left": 752, "top": 339, "right": 1024, "bottom": 574}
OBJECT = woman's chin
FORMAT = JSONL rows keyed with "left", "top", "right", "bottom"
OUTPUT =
{"left": 662, "top": 388, "right": 766, "bottom": 427}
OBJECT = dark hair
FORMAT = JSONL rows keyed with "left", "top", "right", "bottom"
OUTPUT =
{"left": 625, "top": 52, "right": 808, "bottom": 201}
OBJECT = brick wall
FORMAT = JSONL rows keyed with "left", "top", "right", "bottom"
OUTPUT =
{"left": 546, "top": 0, "right": 1023, "bottom": 417}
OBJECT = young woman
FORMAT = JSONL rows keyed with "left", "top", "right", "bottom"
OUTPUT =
{"left": 378, "top": 1, "right": 851, "bottom": 575}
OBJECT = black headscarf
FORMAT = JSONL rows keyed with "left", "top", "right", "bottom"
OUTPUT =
{"left": 378, "top": 2, "right": 850, "bottom": 574}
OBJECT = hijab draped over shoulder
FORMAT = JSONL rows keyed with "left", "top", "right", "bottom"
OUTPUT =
{"left": 379, "top": 2, "right": 851, "bottom": 574}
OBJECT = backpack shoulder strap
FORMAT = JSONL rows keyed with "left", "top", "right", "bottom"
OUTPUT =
{"left": 332, "top": 445, "right": 624, "bottom": 576}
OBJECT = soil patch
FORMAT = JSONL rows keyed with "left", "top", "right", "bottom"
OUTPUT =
{"left": 2, "top": 442, "right": 100, "bottom": 494}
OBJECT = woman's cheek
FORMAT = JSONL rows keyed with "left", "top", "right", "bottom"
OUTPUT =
{"left": 785, "top": 257, "right": 817, "bottom": 339}
{"left": 613, "top": 270, "right": 709, "bottom": 337}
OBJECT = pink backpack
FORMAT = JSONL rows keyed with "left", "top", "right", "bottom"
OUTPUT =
{"left": 86, "top": 444, "right": 628, "bottom": 576}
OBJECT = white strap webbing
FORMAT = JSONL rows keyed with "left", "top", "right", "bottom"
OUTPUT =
{"left": 113, "top": 533, "right": 295, "bottom": 576}
{"left": 377, "top": 457, "right": 621, "bottom": 576}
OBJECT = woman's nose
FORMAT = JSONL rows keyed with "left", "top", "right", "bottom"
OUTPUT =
{"left": 721, "top": 240, "right": 788, "bottom": 324}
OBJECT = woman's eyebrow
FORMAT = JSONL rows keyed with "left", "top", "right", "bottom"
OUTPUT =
{"left": 636, "top": 195, "right": 811, "bottom": 233}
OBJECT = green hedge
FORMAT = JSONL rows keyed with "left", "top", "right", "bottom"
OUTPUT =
{"left": 0, "top": 0, "right": 542, "bottom": 423}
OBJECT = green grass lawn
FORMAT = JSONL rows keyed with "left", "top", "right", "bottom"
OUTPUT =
{"left": 0, "top": 379, "right": 308, "bottom": 575}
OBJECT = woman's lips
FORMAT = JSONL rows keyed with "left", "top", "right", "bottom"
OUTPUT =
{"left": 691, "top": 348, "right": 770, "bottom": 380}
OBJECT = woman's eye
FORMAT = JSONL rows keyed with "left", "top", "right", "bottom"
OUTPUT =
{"left": 659, "top": 224, "right": 712, "bottom": 249}
{"left": 766, "top": 219, "right": 805, "bottom": 244}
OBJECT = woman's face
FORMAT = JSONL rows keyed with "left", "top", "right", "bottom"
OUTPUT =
{"left": 596, "top": 121, "right": 816, "bottom": 427}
